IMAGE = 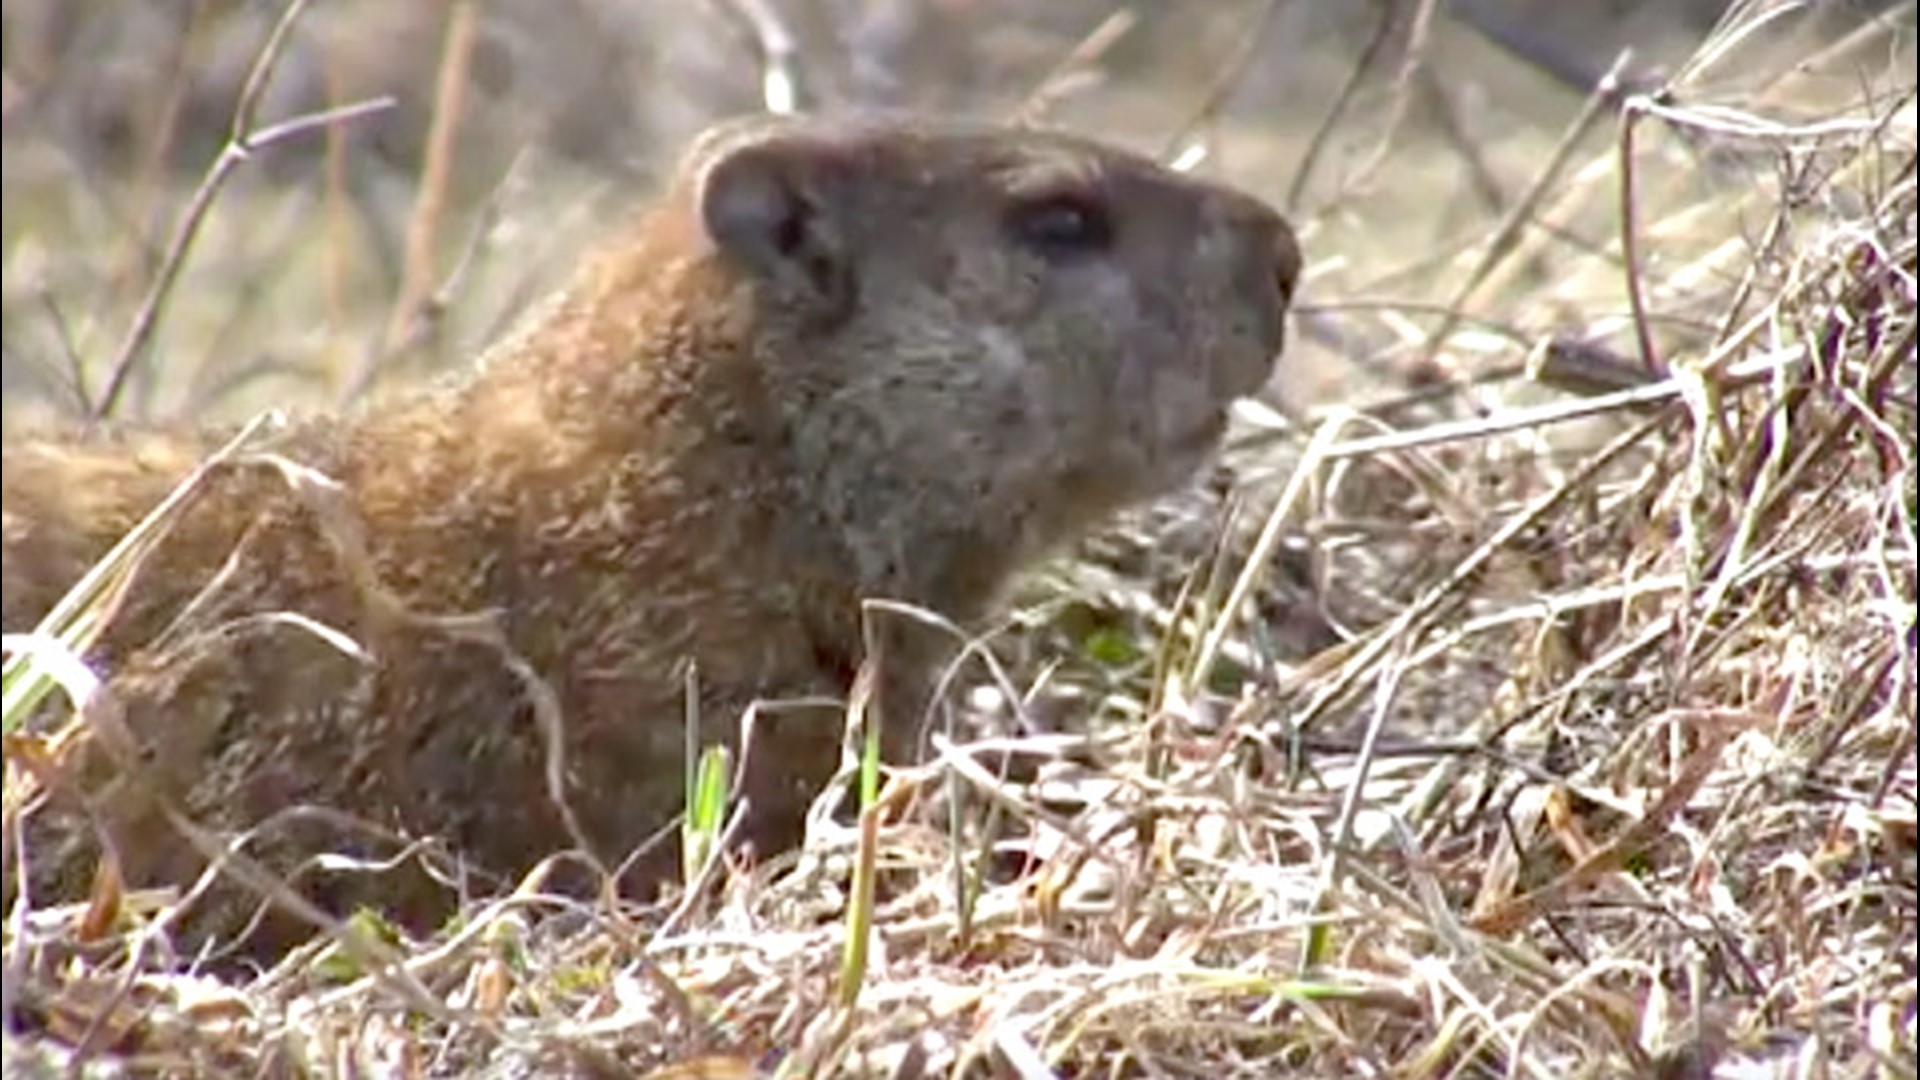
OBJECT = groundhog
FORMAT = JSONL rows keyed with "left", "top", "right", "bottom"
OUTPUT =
{"left": 2, "top": 112, "right": 1300, "bottom": 954}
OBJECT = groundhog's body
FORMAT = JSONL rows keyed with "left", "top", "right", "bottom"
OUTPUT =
{"left": 3, "top": 114, "right": 1299, "bottom": 952}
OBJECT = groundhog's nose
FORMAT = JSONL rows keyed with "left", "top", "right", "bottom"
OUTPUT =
{"left": 1204, "top": 188, "right": 1299, "bottom": 396}
{"left": 1213, "top": 189, "right": 1298, "bottom": 299}
{"left": 1271, "top": 215, "right": 1302, "bottom": 310}
{"left": 1232, "top": 194, "right": 1300, "bottom": 308}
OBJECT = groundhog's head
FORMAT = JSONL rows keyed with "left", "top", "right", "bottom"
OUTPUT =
{"left": 672, "top": 113, "right": 1301, "bottom": 603}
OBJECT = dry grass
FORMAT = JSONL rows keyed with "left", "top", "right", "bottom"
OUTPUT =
{"left": 3, "top": 2, "right": 1915, "bottom": 1077}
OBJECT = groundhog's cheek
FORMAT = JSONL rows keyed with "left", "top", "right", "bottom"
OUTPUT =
{"left": 1180, "top": 242, "right": 1288, "bottom": 398}
{"left": 1097, "top": 329, "right": 1211, "bottom": 475}
{"left": 1212, "top": 323, "right": 1282, "bottom": 403}
{"left": 1153, "top": 371, "right": 1224, "bottom": 452}
{"left": 1175, "top": 291, "right": 1274, "bottom": 404}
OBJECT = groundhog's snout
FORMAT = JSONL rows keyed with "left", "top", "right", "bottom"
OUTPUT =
{"left": 1209, "top": 187, "right": 1302, "bottom": 397}
{"left": 1263, "top": 213, "right": 1303, "bottom": 334}
{"left": 1270, "top": 217, "right": 1303, "bottom": 311}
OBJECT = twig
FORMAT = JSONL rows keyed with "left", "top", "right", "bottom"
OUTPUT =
{"left": 340, "top": 146, "right": 527, "bottom": 406}
{"left": 90, "top": 0, "right": 392, "bottom": 421}
{"left": 1285, "top": 3, "right": 1400, "bottom": 215}
{"left": 32, "top": 286, "right": 93, "bottom": 414}
{"left": 1618, "top": 91, "right": 1664, "bottom": 372}
{"left": 1418, "top": 53, "right": 1633, "bottom": 372}
{"left": 1157, "top": 0, "right": 1286, "bottom": 165}
{"left": 120, "top": 0, "right": 212, "bottom": 302}
{"left": 723, "top": 0, "right": 804, "bottom": 114}
{"left": 1011, "top": 10, "right": 1136, "bottom": 126}
{"left": 384, "top": 0, "right": 477, "bottom": 358}
{"left": 1295, "top": 413, "right": 1666, "bottom": 732}
{"left": 1319, "top": 342, "right": 1806, "bottom": 462}
{"left": 1339, "top": 0, "right": 1442, "bottom": 199}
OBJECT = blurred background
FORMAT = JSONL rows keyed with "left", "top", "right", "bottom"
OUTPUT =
{"left": 9, "top": 0, "right": 1903, "bottom": 429}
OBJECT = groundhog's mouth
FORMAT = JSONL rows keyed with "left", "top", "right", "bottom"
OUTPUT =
{"left": 1174, "top": 411, "right": 1231, "bottom": 454}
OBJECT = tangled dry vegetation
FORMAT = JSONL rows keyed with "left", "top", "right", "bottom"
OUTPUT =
{"left": 3, "top": 2, "right": 1915, "bottom": 1077}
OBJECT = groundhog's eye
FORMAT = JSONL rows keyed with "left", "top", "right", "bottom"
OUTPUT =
{"left": 1009, "top": 193, "right": 1112, "bottom": 257}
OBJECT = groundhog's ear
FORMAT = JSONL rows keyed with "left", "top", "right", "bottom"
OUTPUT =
{"left": 696, "top": 139, "right": 855, "bottom": 322}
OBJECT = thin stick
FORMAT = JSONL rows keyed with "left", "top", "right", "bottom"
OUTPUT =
{"left": 90, "top": 0, "right": 392, "bottom": 421}
{"left": 1285, "top": 3, "right": 1400, "bottom": 214}
{"left": 1618, "top": 94, "right": 1662, "bottom": 371}
{"left": 1418, "top": 53, "right": 1632, "bottom": 371}
{"left": 384, "top": 0, "right": 477, "bottom": 358}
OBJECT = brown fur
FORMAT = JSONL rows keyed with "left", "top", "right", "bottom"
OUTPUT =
{"left": 2, "top": 113, "right": 1299, "bottom": 953}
